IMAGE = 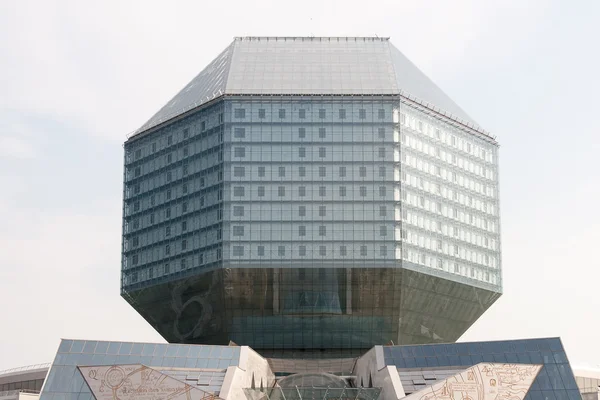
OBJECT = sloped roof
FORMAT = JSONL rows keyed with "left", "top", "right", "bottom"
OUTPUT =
{"left": 135, "top": 36, "right": 479, "bottom": 134}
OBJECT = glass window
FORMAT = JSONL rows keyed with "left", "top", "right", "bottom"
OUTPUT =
{"left": 233, "top": 246, "right": 244, "bottom": 256}
{"left": 319, "top": 167, "right": 326, "bottom": 177}
{"left": 319, "top": 186, "right": 326, "bottom": 196}
{"left": 360, "top": 246, "right": 367, "bottom": 256}
{"left": 319, "top": 226, "right": 326, "bottom": 236}
{"left": 319, "top": 206, "right": 326, "bottom": 216}
{"left": 359, "top": 109, "right": 366, "bottom": 119}
{"left": 319, "top": 109, "right": 326, "bottom": 119}
{"left": 339, "top": 186, "right": 347, "bottom": 196}
{"left": 299, "top": 186, "right": 306, "bottom": 196}
{"left": 233, "top": 186, "right": 245, "bottom": 197}
{"left": 258, "top": 109, "right": 265, "bottom": 119}
{"left": 299, "top": 166, "right": 306, "bottom": 177}
{"left": 340, "top": 246, "right": 347, "bottom": 256}
{"left": 319, "top": 246, "right": 326, "bottom": 256}
{"left": 257, "top": 186, "right": 265, "bottom": 197}
{"left": 379, "top": 206, "right": 386, "bottom": 216}
{"left": 378, "top": 109, "right": 385, "bottom": 119}
{"left": 339, "top": 166, "right": 346, "bottom": 177}
{"left": 234, "top": 147, "right": 245, "bottom": 157}
{"left": 319, "top": 128, "right": 326, "bottom": 138}
{"left": 299, "top": 226, "right": 306, "bottom": 236}
{"left": 299, "top": 109, "right": 306, "bottom": 119}
{"left": 299, "top": 206, "right": 306, "bottom": 216}
{"left": 278, "top": 109, "right": 286, "bottom": 119}
{"left": 378, "top": 127, "right": 385, "bottom": 138}
{"left": 258, "top": 246, "right": 265, "bottom": 256}
{"left": 298, "top": 128, "right": 306, "bottom": 138}
{"left": 299, "top": 147, "right": 306, "bottom": 157}
{"left": 233, "top": 226, "right": 244, "bottom": 236}
{"left": 359, "top": 166, "right": 367, "bottom": 177}
{"left": 233, "top": 206, "right": 244, "bottom": 216}
{"left": 339, "top": 109, "right": 346, "bottom": 119}
{"left": 299, "top": 246, "right": 306, "bottom": 256}
{"left": 278, "top": 186, "right": 285, "bottom": 197}
{"left": 234, "top": 167, "right": 245, "bottom": 177}
{"left": 360, "top": 186, "right": 367, "bottom": 197}
{"left": 278, "top": 246, "right": 285, "bottom": 256}
{"left": 234, "top": 108, "right": 245, "bottom": 118}
{"left": 319, "top": 147, "right": 326, "bottom": 158}
{"left": 234, "top": 128, "right": 245, "bottom": 138}
{"left": 379, "top": 186, "right": 387, "bottom": 197}
{"left": 278, "top": 167, "right": 286, "bottom": 177}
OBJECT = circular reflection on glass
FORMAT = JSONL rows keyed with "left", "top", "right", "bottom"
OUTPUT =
{"left": 278, "top": 373, "right": 347, "bottom": 388}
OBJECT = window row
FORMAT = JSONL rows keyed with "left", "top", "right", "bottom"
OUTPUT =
{"left": 230, "top": 126, "right": 388, "bottom": 141}
{"left": 404, "top": 228, "right": 498, "bottom": 269}
{"left": 232, "top": 185, "right": 389, "bottom": 198}
{"left": 402, "top": 209, "right": 498, "bottom": 252}
{"left": 403, "top": 190, "right": 497, "bottom": 234}
{"left": 402, "top": 133, "right": 495, "bottom": 181}
{"left": 230, "top": 224, "right": 390, "bottom": 238}
{"left": 403, "top": 152, "right": 496, "bottom": 198}
{"left": 233, "top": 146, "right": 388, "bottom": 159}
{"left": 234, "top": 107, "right": 388, "bottom": 120}
{"left": 400, "top": 109, "right": 495, "bottom": 163}
{"left": 230, "top": 164, "right": 392, "bottom": 180}
{"left": 230, "top": 244, "right": 392, "bottom": 258}
{"left": 402, "top": 247, "right": 499, "bottom": 285}
{"left": 402, "top": 171, "right": 497, "bottom": 216}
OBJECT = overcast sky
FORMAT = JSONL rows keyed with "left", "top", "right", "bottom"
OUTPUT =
{"left": 1, "top": 0, "right": 599, "bottom": 371}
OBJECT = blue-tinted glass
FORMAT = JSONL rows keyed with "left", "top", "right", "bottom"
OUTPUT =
{"left": 538, "top": 340, "right": 551, "bottom": 351}
{"left": 470, "top": 354, "right": 483, "bottom": 364}
{"left": 140, "top": 356, "right": 152, "bottom": 365}
{"left": 53, "top": 354, "right": 67, "bottom": 366}
{"left": 154, "top": 344, "right": 167, "bottom": 357}
{"left": 91, "top": 354, "right": 104, "bottom": 364}
{"left": 221, "top": 347, "right": 234, "bottom": 359}
{"left": 383, "top": 347, "right": 392, "bottom": 357}
{"left": 557, "top": 364, "right": 578, "bottom": 390}
{"left": 67, "top": 370, "right": 84, "bottom": 392}
{"left": 445, "top": 344, "right": 458, "bottom": 354}
{"left": 185, "top": 358, "right": 196, "bottom": 368}
{"left": 506, "top": 353, "right": 519, "bottom": 363}
{"left": 177, "top": 345, "right": 190, "bottom": 357}
{"left": 102, "top": 354, "right": 117, "bottom": 364}
{"left": 548, "top": 338, "right": 563, "bottom": 352}
{"left": 542, "top": 390, "right": 557, "bottom": 400}
{"left": 525, "top": 341, "right": 539, "bottom": 351}
{"left": 142, "top": 344, "right": 155, "bottom": 356}
{"left": 195, "top": 358, "right": 209, "bottom": 368}
{"left": 173, "top": 358, "right": 186, "bottom": 368}
{"left": 553, "top": 352, "right": 568, "bottom": 364}
{"left": 467, "top": 343, "right": 481, "bottom": 354}
{"left": 482, "top": 354, "right": 495, "bottom": 362}
{"left": 413, "top": 346, "right": 424, "bottom": 357}
{"left": 79, "top": 354, "right": 94, "bottom": 364}
{"left": 514, "top": 341, "right": 526, "bottom": 353}
{"left": 58, "top": 340, "right": 73, "bottom": 353}
{"left": 566, "top": 389, "right": 582, "bottom": 400}
{"left": 537, "top": 368, "right": 552, "bottom": 390}
{"left": 131, "top": 343, "right": 143, "bottom": 355}
{"left": 434, "top": 345, "right": 447, "bottom": 355}
{"left": 545, "top": 365, "right": 565, "bottom": 389}
{"left": 529, "top": 352, "right": 543, "bottom": 364}
{"left": 166, "top": 345, "right": 179, "bottom": 357}
{"left": 460, "top": 355, "right": 471, "bottom": 365}
{"left": 77, "top": 392, "right": 92, "bottom": 400}
{"left": 395, "top": 358, "right": 406, "bottom": 368}
{"left": 118, "top": 342, "right": 132, "bottom": 355}
{"left": 404, "top": 357, "right": 416, "bottom": 368}
{"left": 448, "top": 355, "right": 461, "bottom": 366}
{"left": 150, "top": 356, "right": 164, "bottom": 366}
{"left": 207, "top": 358, "right": 220, "bottom": 368}
{"left": 422, "top": 346, "right": 435, "bottom": 357}
{"left": 199, "top": 346, "right": 211, "bottom": 357}
{"left": 518, "top": 353, "right": 532, "bottom": 363}
{"left": 162, "top": 357, "right": 175, "bottom": 367}
{"left": 70, "top": 341, "right": 84, "bottom": 353}
{"left": 481, "top": 341, "right": 495, "bottom": 353}
{"left": 415, "top": 357, "right": 427, "bottom": 367}
{"left": 529, "top": 391, "right": 544, "bottom": 400}
{"left": 436, "top": 355, "right": 450, "bottom": 366}
{"left": 107, "top": 342, "right": 120, "bottom": 354}
{"left": 456, "top": 343, "right": 469, "bottom": 355}
{"left": 400, "top": 347, "right": 413, "bottom": 358}
{"left": 188, "top": 345, "right": 201, "bottom": 358}
{"left": 542, "top": 352, "right": 555, "bottom": 364}
{"left": 231, "top": 353, "right": 240, "bottom": 366}
{"left": 426, "top": 357, "right": 439, "bottom": 367}
{"left": 95, "top": 342, "right": 109, "bottom": 354}
{"left": 82, "top": 341, "right": 97, "bottom": 354}
{"left": 210, "top": 346, "right": 222, "bottom": 358}
{"left": 554, "top": 391, "right": 569, "bottom": 400}
{"left": 493, "top": 354, "right": 507, "bottom": 363}
{"left": 218, "top": 359, "right": 231, "bottom": 368}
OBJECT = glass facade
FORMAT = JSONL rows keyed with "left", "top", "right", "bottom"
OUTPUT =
{"left": 385, "top": 338, "right": 581, "bottom": 400}
{"left": 121, "top": 36, "right": 501, "bottom": 352}
{"left": 122, "top": 95, "right": 501, "bottom": 351}
{"left": 40, "top": 339, "right": 240, "bottom": 400}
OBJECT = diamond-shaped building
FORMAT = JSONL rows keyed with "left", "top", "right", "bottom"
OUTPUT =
{"left": 121, "top": 37, "right": 502, "bottom": 353}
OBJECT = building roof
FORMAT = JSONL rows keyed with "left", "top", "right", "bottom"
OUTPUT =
{"left": 135, "top": 36, "right": 479, "bottom": 135}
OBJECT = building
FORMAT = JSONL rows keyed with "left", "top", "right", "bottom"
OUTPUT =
{"left": 0, "top": 364, "right": 49, "bottom": 400}
{"left": 120, "top": 37, "right": 502, "bottom": 353}
{"left": 573, "top": 368, "right": 600, "bottom": 400}
{"left": 38, "top": 337, "right": 581, "bottom": 400}
{"left": 23, "top": 35, "right": 577, "bottom": 400}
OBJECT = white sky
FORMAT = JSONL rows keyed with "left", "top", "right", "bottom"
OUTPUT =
{"left": 0, "top": 0, "right": 599, "bottom": 371}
